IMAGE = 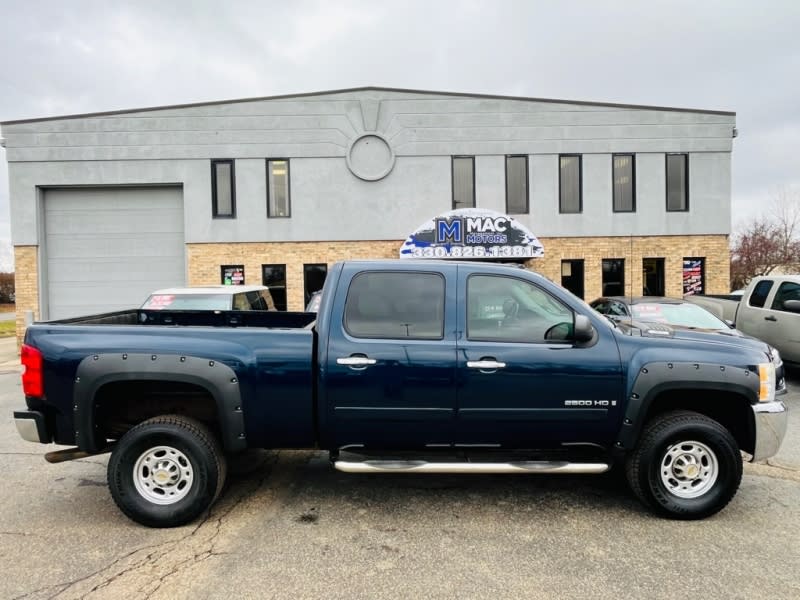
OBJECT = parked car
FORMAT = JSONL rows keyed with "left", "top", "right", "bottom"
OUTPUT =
{"left": 305, "top": 290, "right": 322, "bottom": 312}
{"left": 141, "top": 285, "right": 276, "bottom": 312}
{"left": 590, "top": 296, "right": 786, "bottom": 393}
{"left": 685, "top": 275, "right": 800, "bottom": 365}
{"left": 14, "top": 261, "right": 787, "bottom": 526}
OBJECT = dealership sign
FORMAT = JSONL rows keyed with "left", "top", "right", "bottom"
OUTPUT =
{"left": 400, "top": 208, "right": 544, "bottom": 259}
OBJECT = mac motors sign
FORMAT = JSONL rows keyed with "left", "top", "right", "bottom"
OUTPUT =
{"left": 400, "top": 208, "right": 544, "bottom": 259}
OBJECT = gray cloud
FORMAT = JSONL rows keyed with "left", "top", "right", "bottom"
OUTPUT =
{"left": 1, "top": 0, "right": 798, "bottom": 269}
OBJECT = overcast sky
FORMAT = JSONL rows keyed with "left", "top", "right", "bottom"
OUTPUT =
{"left": 1, "top": 0, "right": 798, "bottom": 271}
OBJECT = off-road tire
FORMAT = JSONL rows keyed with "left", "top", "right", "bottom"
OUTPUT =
{"left": 626, "top": 410, "right": 742, "bottom": 520}
{"left": 108, "top": 415, "right": 227, "bottom": 528}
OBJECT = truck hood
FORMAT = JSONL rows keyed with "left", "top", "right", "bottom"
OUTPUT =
{"left": 614, "top": 318, "right": 771, "bottom": 356}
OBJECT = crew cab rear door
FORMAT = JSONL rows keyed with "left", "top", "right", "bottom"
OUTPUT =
{"left": 454, "top": 265, "right": 624, "bottom": 447}
{"left": 324, "top": 264, "right": 458, "bottom": 449}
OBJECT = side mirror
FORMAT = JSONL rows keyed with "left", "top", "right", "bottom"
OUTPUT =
{"left": 783, "top": 300, "right": 800, "bottom": 313}
{"left": 574, "top": 314, "right": 595, "bottom": 343}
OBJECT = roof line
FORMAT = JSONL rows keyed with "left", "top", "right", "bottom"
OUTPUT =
{"left": 0, "top": 86, "right": 736, "bottom": 125}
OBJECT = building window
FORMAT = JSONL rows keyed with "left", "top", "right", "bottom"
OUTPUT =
{"left": 505, "top": 156, "right": 528, "bottom": 214}
{"left": 682, "top": 258, "right": 705, "bottom": 295}
{"left": 643, "top": 258, "right": 665, "bottom": 296}
{"left": 303, "top": 263, "right": 328, "bottom": 307}
{"left": 211, "top": 159, "right": 235, "bottom": 217}
{"left": 559, "top": 155, "right": 581, "bottom": 214}
{"left": 267, "top": 159, "right": 291, "bottom": 217}
{"left": 262, "top": 264, "right": 287, "bottom": 311}
{"left": 452, "top": 157, "right": 475, "bottom": 209}
{"left": 561, "top": 260, "right": 585, "bottom": 299}
{"left": 613, "top": 154, "right": 635, "bottom": 212}
{"left": 221, "top": 265, "right": 245, "bottom": 285}
{"left": 602, "top": 259, "right": 625, "bottom": 296}
{"left": 667, "top": 154, "right": 689, "bottom": 211}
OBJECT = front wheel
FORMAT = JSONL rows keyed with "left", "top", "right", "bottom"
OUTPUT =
{"left": 626, "top": 410, "right": 742, "bottom": 520}
{"left": 108, "top": 415, "right": 227, "bottom": 528}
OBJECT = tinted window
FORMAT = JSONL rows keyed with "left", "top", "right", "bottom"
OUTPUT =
{"left": 452, "top": 157, "right": 475, "bottom": 209}
{"left": 246, "top": 291, "right": 267, "bottom": 310}
{"left": 771, "top": 282, "right": 800, "bottom": 312}
{"left": 506, "top": 156, "right": 528, "bottom": 214}
{"left": 467, "top": 275, "right": 573, "bottom": 343}
{"left": 262, "top": 264, "right": 287, "bottom": 311}
{"left": 559, "top": 155, "right": 581, "bottom": 213}
{"left": 211, "top": 160, "right": 235, "bottom": 217}
{"left": 613, "top": 154, "right": 635, "bottom": 212}
{"left": 749, "top": 280, "right": 774, "bottom": 308}
{"left": 304, "top": 264, "right": 328, "bottom": 305}
{"left": 344, "top": 272, "right": 445, "bottom": 339}
{"left": 602, "top": 259, "right": 625, "bottom": 296}
{"left": 667, "top": 154, "right": 689, "bottom": 211}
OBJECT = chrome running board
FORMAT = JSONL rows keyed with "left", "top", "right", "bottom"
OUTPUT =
{"left": 333, "top": 460, "right": 609, "bottom": 475}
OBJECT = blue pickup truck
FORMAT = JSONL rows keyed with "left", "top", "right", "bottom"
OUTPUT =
{"left": 14, "top": 260, "right": 788, "bottom": 527}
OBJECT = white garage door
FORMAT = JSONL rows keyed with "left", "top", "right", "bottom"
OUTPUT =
{"left": 44, "top": 187, "right": 186, "bottom": 320}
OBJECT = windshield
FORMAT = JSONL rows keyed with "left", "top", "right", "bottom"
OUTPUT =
{"left": 142, "top": 294, "right": 232, "bottom": 311}
{"left": 631, "top": 302, "right": 728, "bottom": 330}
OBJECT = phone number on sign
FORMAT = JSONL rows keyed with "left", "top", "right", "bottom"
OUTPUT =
{"left": 411, "top": 246, "right": 535, "bottom": 258}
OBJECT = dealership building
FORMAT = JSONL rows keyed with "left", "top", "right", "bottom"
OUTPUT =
{"left": 0, "top": 87, "right": 735, "bottom": 338}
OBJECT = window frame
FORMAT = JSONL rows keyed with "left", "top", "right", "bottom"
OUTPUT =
{"left": 220, "top": 264, "right": 245, "bottom": 286}
{"left": 666, "top": 153, "right": 690, "bottom": 212}
{"left": 558, "top": 154, "right": 582, "bottom": 214}
{"left": 465, "top": 273, "right": 575, "bottom": 344}
{"left": 749, "top": 280, "right": 775, "bottom": 309}
{"left": 601, "top": 258, "right": 626, "bottom": 297}
{"left": 505, "top": 155, "right": 529, "bottom": 214}
{"left": 266, "top": 158, "right": 291, "bottom": 218}
{"left": 451, "top": 156, "right": 476, "bottom": 210}
{"left": 262, "top": 264, "right": 287, "bottom": 311}
{"left": 343, "top": 270, "right": 446, "bottom": 341}
{"left": 211, "top": 159, "right": 236, "bottom": 218}
{"left": 612, "top": 153, "right": 636, "bottom": 213}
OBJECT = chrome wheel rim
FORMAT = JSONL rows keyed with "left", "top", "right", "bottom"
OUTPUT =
{"left": 133, "top": 445, "right": 194, "bottom": 505}
{"left": 660, "top": 440, "right": 719, "bottom": 499}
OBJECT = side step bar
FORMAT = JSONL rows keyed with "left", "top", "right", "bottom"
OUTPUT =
{"left": 334, "top": 460, "right": 610, "bottom": 475}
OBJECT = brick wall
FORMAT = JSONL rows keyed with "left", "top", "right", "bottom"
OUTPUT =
{"left": 13, "top": 245, "right": 39, "bottom": 347}
{"left": 187, "top": 234, "right": 730, "bottom": 310}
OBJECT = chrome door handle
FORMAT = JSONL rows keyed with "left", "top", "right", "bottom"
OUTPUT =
{"left": 467, "top": 360, "right": 506, "bottom": 369}
{"left": 337, "top": 356, "right": 377, "bottom": 366}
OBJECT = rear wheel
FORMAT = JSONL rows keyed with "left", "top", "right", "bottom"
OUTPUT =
{"left": 626, "top": 410, "right": 742, "bottom": 520}
{"left": 108, "top": 415, "right": 227, "bottom": 528}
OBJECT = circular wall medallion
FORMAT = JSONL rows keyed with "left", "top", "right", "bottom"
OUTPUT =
{"left": 346, "top": 133, "right": 395, "bottom": 181}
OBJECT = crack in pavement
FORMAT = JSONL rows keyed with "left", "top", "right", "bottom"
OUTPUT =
{"left": 12, "top": 451, "right": 291, "bottom": 600}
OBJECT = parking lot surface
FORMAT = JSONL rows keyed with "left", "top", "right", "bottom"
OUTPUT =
{"left": 1, "top": 345, "right": 798, "bottom": 599}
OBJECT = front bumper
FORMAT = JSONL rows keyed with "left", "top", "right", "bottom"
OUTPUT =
{"left": 13, "top": 410, "right": 51, "bottom": 444}
{"left": 751, "top": 401, "right": 788, "bottom": 462}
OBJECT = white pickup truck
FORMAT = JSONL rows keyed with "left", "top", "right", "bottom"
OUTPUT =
{"left": 686, "top": 275, "right": 800, "bottom": 365}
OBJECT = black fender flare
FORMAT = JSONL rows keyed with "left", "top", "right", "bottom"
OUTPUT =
{"left": 616, "top": 361, "right": 759, "bottom": 451}
{"left": 72, "top": 353, "right": 246, "bottom": 453}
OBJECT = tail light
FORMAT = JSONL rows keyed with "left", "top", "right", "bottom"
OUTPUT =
{"left": 21, "top": 344, "right": 44, "bottom": 397}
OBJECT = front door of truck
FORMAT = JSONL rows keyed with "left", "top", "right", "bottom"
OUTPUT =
{"left": 455, "top": 267, "right": 624, "bottom": 447}
{"left": 324, "top": 265, "right": 458, "bottom": 449}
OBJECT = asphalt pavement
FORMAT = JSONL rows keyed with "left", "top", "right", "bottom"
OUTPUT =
{"left": 0, "top": 356, "right": 798, "bottom": 599}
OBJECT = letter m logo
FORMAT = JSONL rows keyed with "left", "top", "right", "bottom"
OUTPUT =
{"left": 436, "top": 218, "right": 462, "bottom": 243}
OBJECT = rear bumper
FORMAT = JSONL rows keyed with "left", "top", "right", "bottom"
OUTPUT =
{"left": 751, "top": 401, "right": 788, "bottom": 462}
{"left": 13, "top": 410, "right": 51, "bottom": 444}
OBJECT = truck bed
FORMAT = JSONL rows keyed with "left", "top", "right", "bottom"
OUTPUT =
{"left": 23, "top": 309, "right": 319, "bottom": 449}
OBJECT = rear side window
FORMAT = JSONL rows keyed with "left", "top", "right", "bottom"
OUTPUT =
{"left": 749, "top": 280, "right": 774, "bottom": 308}
{"left": 771, "top": 282, "right": 800, "bottom": 312}
{"left": 344, "top": 272, "right": 445, "bottom": 340}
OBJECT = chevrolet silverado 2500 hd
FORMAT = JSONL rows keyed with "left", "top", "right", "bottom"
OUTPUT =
{"left": 14, "top": 261, "right": 788, "bottom": 527}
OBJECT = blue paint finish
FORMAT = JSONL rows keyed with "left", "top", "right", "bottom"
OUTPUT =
{"left": 21, "top": 259, "right": 775, "bottom": 456}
